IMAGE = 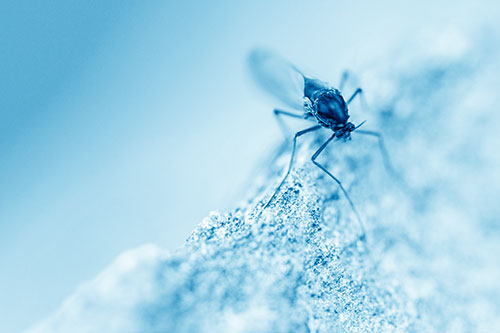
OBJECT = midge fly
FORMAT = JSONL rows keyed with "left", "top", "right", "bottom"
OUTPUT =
{"left": 249, "top": 49, "right": 393, "bottom": 241}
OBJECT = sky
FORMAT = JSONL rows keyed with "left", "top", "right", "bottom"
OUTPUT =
{"left": 1, "top": 1, "right": 499, "bottom": 331}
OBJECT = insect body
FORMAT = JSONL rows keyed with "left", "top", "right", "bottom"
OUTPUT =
{"left": 250, "top": 49, "right": 392, "bottom": 241}
{"left": 304, "top": 81, "right": 356, "bottom": 137}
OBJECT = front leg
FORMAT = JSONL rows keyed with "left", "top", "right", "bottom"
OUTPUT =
{"left": 311, "top": 134, "right": 366, "bottom": 241}
{"left": 263, "top": 125, "right": 322, "bottom": 210}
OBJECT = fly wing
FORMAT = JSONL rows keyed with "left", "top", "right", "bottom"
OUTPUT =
{"left": 248, "top": 49, "right": 305, "bottom": 110}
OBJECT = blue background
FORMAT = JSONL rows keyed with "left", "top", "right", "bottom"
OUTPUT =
{"left": 1, "top": 1, "right": 498, "bottom": 331}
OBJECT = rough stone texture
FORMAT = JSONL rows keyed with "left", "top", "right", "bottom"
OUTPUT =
{"left": 30, "top": 32, "right": 500, "bottom": 332}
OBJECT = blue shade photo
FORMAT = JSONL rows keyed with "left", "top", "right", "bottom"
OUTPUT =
{"left": 1, "top": 1, "right": 500, "bottom": 332}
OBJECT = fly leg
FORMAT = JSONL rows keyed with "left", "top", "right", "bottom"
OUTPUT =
{"left": 263, "top": 125, "right": 322, "bottom": 210}
{"left": 321, "top": 191, "right": 341, "bottom": 224}
{"left": 347, "top": 87, "right": 368, "bottom": 114}
{"left": 311, "top": 134, "right": 366, "bottom": 241}
{"left": 274, "top": 109, "right": 310, "bottom": 140}
{"left": 340, "top": 71, "right": 367, "bottom": 109}
{"left": 355, "top": 130, "right": 396, "bottom": 177}
{"left": 339, "top": 70, "right": 349, "bottom": 91}
{"left": 347, "top": 88, "right": 364, "bottom": 104}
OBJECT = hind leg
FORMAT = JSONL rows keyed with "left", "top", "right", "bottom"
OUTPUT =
{"left": 273, "top": 109, "right": 311, "bottom": 140}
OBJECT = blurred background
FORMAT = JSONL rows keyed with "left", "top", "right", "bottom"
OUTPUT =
{"left": 1, "top": 1, "right": 499, "bottom": 331}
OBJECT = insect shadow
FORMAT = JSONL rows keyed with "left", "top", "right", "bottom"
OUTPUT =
{"left": 249, "top": 49, "right": 395, "bottom": 242}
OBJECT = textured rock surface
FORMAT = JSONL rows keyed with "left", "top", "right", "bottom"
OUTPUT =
{"left": 31, "top": 33, "right": 500, "bottom": 332}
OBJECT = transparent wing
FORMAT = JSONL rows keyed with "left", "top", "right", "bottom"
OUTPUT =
{"left": 248, "top": 49, "right": 306, "bottom": 110}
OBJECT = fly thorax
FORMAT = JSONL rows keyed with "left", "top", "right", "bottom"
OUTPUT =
{"left": 311, "top": 89, "right": 350, "bottom": 126}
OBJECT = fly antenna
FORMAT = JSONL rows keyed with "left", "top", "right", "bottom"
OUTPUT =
{"left": 355, "top": 120, "right": 366, "bottom": 130}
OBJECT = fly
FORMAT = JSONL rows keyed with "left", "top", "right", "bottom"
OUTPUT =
{"left": 249, "top": 49, "right": 393, "bottom": 241}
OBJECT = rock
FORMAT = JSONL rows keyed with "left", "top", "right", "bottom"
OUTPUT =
{"left": 30, "top": 34, "right": 500, "bottom": 332}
